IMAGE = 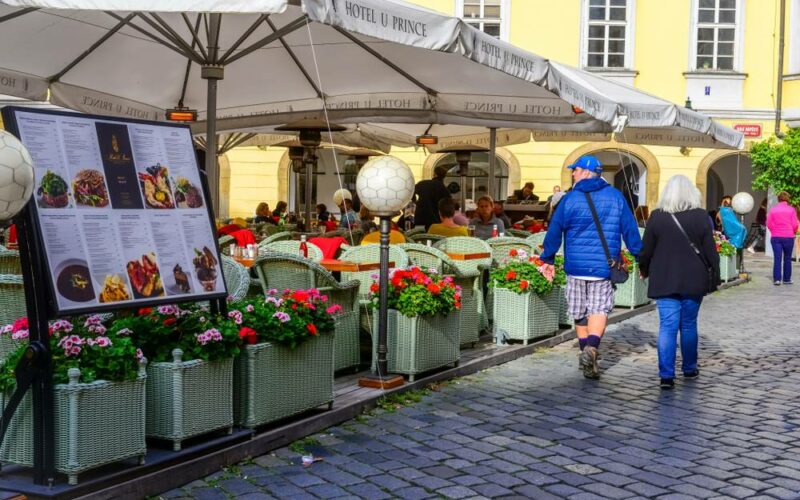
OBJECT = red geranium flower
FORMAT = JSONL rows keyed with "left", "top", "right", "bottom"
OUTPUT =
{"left": 505, "top": 270, "right": 517, "bottom": 280}
{"left": 520, "top": 280, "right": 529, "bottom": 290}
{"left": 509, "top": 249, "right": 518, "bottom": 257}
{"left": 370, "top": 282, "right": 380, "bottom": 293}
{"left": 238, "top": 327, "right": 258, "bottom": 345}
{"left": 163, "top": 317, "right": 177, "bottom": 326}
{"left": 138, "top": 307, "right": 153, "bottom": 316}
{"left": 307, "top": 323, "right": 318, "bottom": 336}
{"left": 12, "top": 317, "right": 28, "bottom": 332}
{"left": 427, "top": 283, "right": 441, "bottom": 295}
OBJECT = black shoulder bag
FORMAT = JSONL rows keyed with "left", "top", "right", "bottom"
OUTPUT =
{"left": 669, "top": 213, "right": 717, "bottom": 294}
{"left": 584, "top": 192, "right": 629, "bottom": 285}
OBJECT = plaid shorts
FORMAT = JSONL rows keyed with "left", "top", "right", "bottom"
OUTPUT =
{"left": 566, "top": 276, "right": 615, "bottom": 319}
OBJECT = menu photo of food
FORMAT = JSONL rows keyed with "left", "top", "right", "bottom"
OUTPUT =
{"left": 37, "top": 170, "right": 70, "bottom": 209}
{"left": 126, "top": 252, "right": 165, "bottom": 299}
{"left": 192, "top": 246, "right": 219, "bottom": 292}
{"left": 139, "top": 163, "right": 175, "bottom": 209}
{"left": 72, "top": 169, "right": 110, "bottom": 208}
{"left": 54, "top": 259, "right": 96, "bottom": 305}
{"left": 97, "top": 273, "right": 132, "bottom": 303}
{"left": 164, "top": 261, "right": 192, "bottom": 296}
{"left": 174, "top": 176, "right": 204, "bottom": 209}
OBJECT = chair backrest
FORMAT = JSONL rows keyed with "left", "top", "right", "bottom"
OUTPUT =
{"left": 505, "top": 228, "right": 530, "bottom": 239}
{"left": 487, "top": 237, "right": 537, "bottom": 266}
{"left": 0, "top": 249, "right": 22, "bottom": 275}
{"left": 433, "top": 237, "right": 492, "bottom": 275}
{"left": 397, "top": 243, "right": 454, "bottom": 275}
{"left": 257, "top": 231, "right": 293, "bottom": 253}
{"left": 321, "top": 227, "right": 363, "bottom": 246}
{"left": 403, "top": 227, "right": 425, "bottom": 238}
{"left": 263, "top": 240, "right": 324, "bottom": 262}
{"left": 339, "top": 244, "right": 409, "bottom": 300}
{"left": 220, "top": 255, "right": 251, "bottom": 301}
{"left": 407, "top": 233, "right": 445, "bottom": 246}
{"left": 217, "top": 235, "right": 236, "bottom": 254}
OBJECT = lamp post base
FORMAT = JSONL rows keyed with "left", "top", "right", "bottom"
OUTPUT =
{"left": 357, "top": 374, "right": 405, "bottom": 389}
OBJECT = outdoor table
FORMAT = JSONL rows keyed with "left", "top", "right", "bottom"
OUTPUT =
{"left": 447, "top": 252, "right": 492, "bottom": 261}
{"left": 233, "top": 256, "right": 256, "bottom": 268}
{"left": 319, "top": 260, "right": 395, "bottom": 272}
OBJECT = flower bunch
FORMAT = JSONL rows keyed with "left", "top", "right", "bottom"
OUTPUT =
{"left": 229, "top": 288, "right": 336, "bottom": 349}
{"left": 106, "top": 305, "right": 240, "bottom": 363}
{"left": 714, "top": 231, "right": 736, "bottom": 256}
{"left": 0, "top": 315, "right": 141, "bottom": 392}
{"left": 619, "top": 249, "right": 638, "bottom": 273}
{"left": 369, "top": 266, "right": 461, "bottom": 317}
{"left": 490, "top": 248, "right": 554, "bottom": 296}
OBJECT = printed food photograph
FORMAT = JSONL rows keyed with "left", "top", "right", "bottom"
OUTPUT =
{"left": 37, "top": 170, "right": 70, "bottom": 208}
{"left": 98, "top": 274, "right": 132, "bottom": 303}
{"left": 72, "top": 169, "right": 110, "bottom": 207}
{"left": 126, "top": 252, "right": 164, "bottom": 298}
{"left": 138, "top": 163, "right": 175, "bottom": 209}
{"left": 168, "top": 263, "right": 192, "bottom": 294}
{"left": 55, "top": 259, "right": 95, "bottom": 303}
{"left": 174, "top": 176, "right": 204, "bottom": 208}
{"left": 192, "top": 246, "right": 218, "bottom": 292}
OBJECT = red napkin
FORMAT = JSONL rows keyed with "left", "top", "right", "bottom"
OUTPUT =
{"left": 230, "top": 229, "right": 256, "bottom": 247}
{"left": 309, "top": 236, "right": 347, "bottom": 260}
{"left": 218, "top": 223, "right": 242, "bottom": 236}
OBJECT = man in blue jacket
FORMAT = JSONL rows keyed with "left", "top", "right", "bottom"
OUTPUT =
{"left": 541, "top": 155, "right": 642, "bottom": 380}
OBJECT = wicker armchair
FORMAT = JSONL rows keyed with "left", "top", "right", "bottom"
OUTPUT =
{"left": 0, "top": 250, "right": 25, "bottom": 327}
{"left": 506, "top": 228, "right": 530, "bottom": 239}
{"left": 320, "top": 228, "right": 363, "bottom": 246}
{"left": 407, "top": 233, "right": 445, "bottom": 246}
{"left": 253, "top": 254, "right": 361, "bottom": 372}
{"left": 257, "top": 231, "right": 293, "bottom": 254}
{"left": 433, "top": 237, "right": 493, "bottom": 331}
{"left": 399, "top": 243, "right": 480, "bottom": 347}
{"left": 262, "top": 240, "right": 324, "bottom": 262}
{"left": 0, "top": 249, "right": 22, "bottom": 275}
{"left": 487, "top": 237, "right": 538, "bottom": 267}
{"left": 217, "top": 235, "right": 236, "bottom": 255}
{"left": 220, "top": 256, "right": 251, "bottom": 301}
{"left": 403, "top": 227, "right": 425, "bottom": 238}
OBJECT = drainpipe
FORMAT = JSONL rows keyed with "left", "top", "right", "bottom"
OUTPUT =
{"left": 775, "top": 0, "right": 787, "bottom": 138}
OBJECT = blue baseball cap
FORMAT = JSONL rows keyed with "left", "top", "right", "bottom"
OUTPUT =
{"left": 567, "top": 155, "right": 603, "bottom": 174}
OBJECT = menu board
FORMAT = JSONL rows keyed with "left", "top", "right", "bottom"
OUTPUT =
{"left": 2, "top": 107, "right": 227, "bottom": 314}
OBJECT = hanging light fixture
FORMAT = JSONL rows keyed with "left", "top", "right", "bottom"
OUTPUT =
{"left": 165, "top": 105, "right": 197, "bottom": 122}
{"left": 415, "top": 134, "right": 438, "bottom": 145}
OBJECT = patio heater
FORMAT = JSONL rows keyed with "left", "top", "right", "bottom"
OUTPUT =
{"left": 275, "top": 119, "right": 346, "bottom": 226}
{"left": 438, "top": 145, "right": 489, "bottom": 210}
{"left": 356, "top": 156, "right": 415, "bottom": 389}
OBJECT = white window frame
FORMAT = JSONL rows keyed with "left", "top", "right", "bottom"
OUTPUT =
{"left": 579, "top": 0, "right": 636, "bottom": 71}
{"left": 688, "top": 0, "right": 745, "bottom": 72}
{"left": 455, "top": 0, "right": 511, "bottom": 41}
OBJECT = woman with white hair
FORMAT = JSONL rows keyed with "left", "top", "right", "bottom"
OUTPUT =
{"left": 639, "top": 175, "right": 720, "bottom": 390}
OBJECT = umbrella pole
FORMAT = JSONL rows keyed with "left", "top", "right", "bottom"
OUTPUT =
{"left": 305, "top": 153, "right": 313, "bottom": 229}
{"left": 460, "top": 174, "right": 466, "bottom": 214}
{"left": 488, "top": 127, "right": 497, "bottom": 200}
{"left": 202, "top": 66, "right": 224, "bottom": 219}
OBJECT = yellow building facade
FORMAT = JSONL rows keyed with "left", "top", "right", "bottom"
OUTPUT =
{"left": 215, "top": 1, "right": 800, "bottom": 219}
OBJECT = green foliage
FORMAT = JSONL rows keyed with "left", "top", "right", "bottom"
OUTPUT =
{"left": 553, "top": 255, "right": 567, "bottom": 287}
{"left": 288, "top": 437, "right": 320, "bottom": 454}
{"left": 750, "top": 128, "right": 800, "bottom": 206}
{"left": 369, "top": 267, "right": 461, "bottom": 318}
{"left": 620, "top": 249, "right": 638, "bottom": 273}
{"left": 714, "top": 231, "right": 737, "bottom": 256}
{"left": 489, "top": 248, "right": 554, "bottom": 296}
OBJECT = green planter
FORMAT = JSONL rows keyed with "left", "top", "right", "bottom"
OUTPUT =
{"left": 458, "top": 288, "right": 480, "bottom": 347}
{"left": 614, "top": 272, "right": 650, "bottom": 308}
{"left": 0, "top": 365, "right": 147, "bottom": 485}
{"left": 372, "top": 309, "right": 460, "bottom": 382}
{"left": 333, "top": 310, "right": 360, "bottom": 373}
{"left": 146, "top": 350, "right": 234, "bottom": 451}
{"left": 555, "top": 285, "right": 573, "bottom": 327}
{"left": 492, "top": 287, "right": 559, "bottom": 344}
{"left": 233, "top": 334, "right": 334, "bottom": 429}
{"left": 719, "top": 254, "right": 738, "bottom": 282}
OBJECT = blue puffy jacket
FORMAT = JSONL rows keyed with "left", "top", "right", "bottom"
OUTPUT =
{"left": 541, "top": 177, "right": 642, "bottom": 279}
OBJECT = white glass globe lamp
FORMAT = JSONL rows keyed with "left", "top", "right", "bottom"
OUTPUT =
{"left": 355, "top": 156, "right": 415, "bottom": 217}
{"left": 0, "top": 130, "right": 35, "bottom": 223}
{"left": 732, "top": 192, "right": 754, "bottom": 215}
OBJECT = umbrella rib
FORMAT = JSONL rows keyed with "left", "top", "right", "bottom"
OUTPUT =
{"left": 49, "top": 12, "right": 136, "bottom": 83}
{"left": 228, "top": 133, "right": 257, "bottom": 151}
{"left": 181, "top": 13, "right": 208, "bottom": 61}
{"left": 218, "top": 14, "right": 270, "bottom": 64}
{"left": 223, "top": 15, "right": 308, "bottom": 66}
{"left": 0, "top": 7, "right": 37, "bottom": 24}
{"left": 208, "top": 13, "right": 222, "bottom": 63}
{"left": 265, "top": 18, "right": 323, "bottom": 99}
{"left": 144, "top": 13, "right": 205, "bottom": 63}
{"left": 177, "top": 15, "right": 204, "bottom": 107}
{"left": 331, "top": 26, "right": 438, "bottom": 97}
{"left": 106, "top": 12, "right": 201, "bottom": 64}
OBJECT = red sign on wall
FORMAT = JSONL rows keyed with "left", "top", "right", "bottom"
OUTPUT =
{"left": 733, "top": 124, "right": 762, "bottom": 137}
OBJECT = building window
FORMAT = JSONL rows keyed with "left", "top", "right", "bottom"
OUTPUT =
{"left": 695, "top": 0, "right": 738, "bottom": 70}
{"left": 458, "top": 0, "right": 507, "bottom": 39}
{"left": 585, "top": 0, "right": 630, "bottom": 69}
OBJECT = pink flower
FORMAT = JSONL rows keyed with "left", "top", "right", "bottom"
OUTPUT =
{"left": 53, "top": 319, "right": 74, "bottom": 332}
{"left": 95, "top": 336, "right": 112, "bottom": 347}
{"left": 87, "top": 324, "right": 107, "bottom": 335}
{"left": 273, "top": 312, "right": 291, "bottom": 323}
{"left": 268, "top": 288, "right": 279, "bottom": 296}
{"left": 245, "top": 304, "right": 255, "bottom": 313}
{"left": 136, "top": 348, "right": 144, "bottom": 360}
{"left": 158, "top": 305, "right": 179, "bottom": 316}
{"left": 1, "top": 324, "right": 12, "bottom": 335}
{"left": 538, "top": 264, "right": 555, "bottom": 283}
{"left": 228, "top": 310, "right": 243, "bottom": 325}
{"left": 85, "top": 338, "right": 96, "bottom": 346}
{"left": 326, "top": 304, "right": 343, "bottom": 315}
{"left": 68, "top": 345, "right": 82, "bottom": 357}
{"left": 11, "top": 329, "right": 28, "bottom": 341}
{"left": 84, "top": 315, "right": 103, "bottom": 327}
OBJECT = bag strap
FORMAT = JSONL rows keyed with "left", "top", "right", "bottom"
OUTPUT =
{"left": 584, "top": 192, "right": 615, "bottom": 267}
{"left": 669, "top": 213, "right": 711, "bottom": 269}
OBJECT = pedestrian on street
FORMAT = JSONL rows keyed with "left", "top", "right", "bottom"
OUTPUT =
{"left": 541, "top": 155, "right": 642, "bottom": 379}
{"left": 638, "top": 175, "right": 720, "bottom": 390}
{"left": 766, "top": 191, "right": 799, "bottom": 285}
{"left": 413, "top": 165, "right": 452, "bottom": 230}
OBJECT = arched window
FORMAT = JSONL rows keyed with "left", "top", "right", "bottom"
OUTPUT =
{"left": 433, "top": 152, "right": 509, "bottom": 202}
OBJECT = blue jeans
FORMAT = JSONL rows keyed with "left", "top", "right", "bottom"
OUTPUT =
{"left": 656, "top": 295, "right": 703, "bottom": 379}
{"left": 771, "top": 237, "right": 794, "bottom": 282}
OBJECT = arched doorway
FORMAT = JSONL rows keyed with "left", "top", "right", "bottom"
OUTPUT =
{"left": 433, "top": 151, "right": 509, "bottom": 202}
{"left": 281, "top": 148, "right": 363, "bottom": 217}
{"left": 697, "top": 151, "right": 765, "bottom": 227}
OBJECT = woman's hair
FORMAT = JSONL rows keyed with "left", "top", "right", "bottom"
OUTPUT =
{"left": 274, "top": 200, "right": 288, "bottom": 212}
{"left": 778, "top": 191, "right": 791, "bottom": 203}
{"left": 255, "top": 202, "right": 269, "bottom": 216}
{"left": 477, "top": 195, "right": 494, "bottom": 206}
{"left": 316, "top": 203, "right": 327, "bottom": 212}
{"left": 438, "top": 197, "right": 456, "bottom": 218}
{"left": 656, "top": 175, "right": 701, "bottom": 213}
{"left": 720, "top": 195, "right": 732, "bottom": 206}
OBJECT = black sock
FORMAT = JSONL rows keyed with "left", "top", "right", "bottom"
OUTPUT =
{"left": 586, "top": 334, "right": 601, "bottom": 349}
{"left": 578, "top": 338, "right": 587, "bottom": 351}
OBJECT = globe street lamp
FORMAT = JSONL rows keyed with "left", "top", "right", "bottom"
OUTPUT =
{"left": 732, "top": 191, "right": 755, "bottom": 280}
{"left": 356, "top": 156, "right": 415, "bottom": 388}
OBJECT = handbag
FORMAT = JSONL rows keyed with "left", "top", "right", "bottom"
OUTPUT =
{"left": 669, "top": 213, "right": 717, "bottom": 294}
{"left": 584, "top": 192, "right": 629, "bottom": 285}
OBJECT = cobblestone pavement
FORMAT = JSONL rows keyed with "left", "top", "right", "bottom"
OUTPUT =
{"left": 164, "top": 257, "right": 800, "bottom": 499}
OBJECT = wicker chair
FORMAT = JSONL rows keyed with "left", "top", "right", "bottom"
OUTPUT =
{"left": 487, "top": 237, "right": 538, "bottom": 267}
{"left": 253, "top": 254, "right": 361, "bottom": 372}
{"left": 320, "top": 228, "right": 363, "bottom": 246}
{"left": 403, "top": 227, "right": 425, "bottom": 238}
{"left": 262, "top": 240, "right": 324, "bottom": 262}
{"left": 433, "top": 237, "right": 493, "bottom": 331}
{"left": 506, "top": 228, "right": 531, "bottom": 239}
{"left": 0, "top": 249, "right": 22, "bottom": 275}
{"left": 265, "top": 224, "right": 297, "bottom": 236}
{"left": 257, "top": 231, "right": 293, "bottom": 254}
{"left": 399, "top": 243, "right": 481, "bottom": 347}
{"left": 219, "top": 255, "right": 251, "bottom": 301}
{"left": 407, "top": 233, "right": 445, "bottom": 246}
{"left": 0, "top": 250, "right": 25, "bottom": 327}
{"left": 217, "top": 235, "right": 236, "bottom": 255}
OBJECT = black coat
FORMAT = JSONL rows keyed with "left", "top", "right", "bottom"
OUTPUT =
{"left": 639, "top": 208, "right": 720, "bottom": 298}
{"left": 414, "top": 178, "right": 451, "bottom": 228}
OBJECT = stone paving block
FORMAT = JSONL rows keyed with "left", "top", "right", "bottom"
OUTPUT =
{"left": 543, "top": 483, "right": 585, "bottom": 497}
{"left": 630, "top": 471, "right": 683, "bottom": 488}
{"left": 305, "top": 483, "right": 350, "bottom": 498}
{"left": 450, "top": 475, "right": 485, "bottom": 487}
{"left": 369, "top": 473, "right": 412, "bottom": 490}
{"left": 593, "top": 472, "right": 637, "bottom": 487}
{"left": 436, "top": 485, "right": 478, "bottom": 498}
{"left": 482, "top": 472, "right": 525, "bottom": 488}
{"left": 393, "top": 486, "right": 435, "bottom": 500}
{"left": 412, "top": 475, "right": 454, "bottom": 490}
{"left": 668, "top": 483, "right": 719, "bottom": 499}
{"left": 578, "top": 481, "right": 637, "bottom": 498}
{"left": 762, "top": 486, "right": 800, "bottom": 500}
{"left": 345, "top": 482, "right": 393, "bottom": 499}
{"left": 623, "top": 481, "right": 669, "bottom": 497}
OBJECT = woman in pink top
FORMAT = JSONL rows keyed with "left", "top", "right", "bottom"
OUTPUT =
{"left": 766, "top": 191, "right": 799, "bottom": 285}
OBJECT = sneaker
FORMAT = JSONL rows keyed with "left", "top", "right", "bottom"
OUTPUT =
{"left": 579, "top": 346, "right": 600, "bottom": 379}
{"left": 660, "top": 378, "right": 675, "bottom": 389}
{"left": 784, "top": 280, "right": 793, "bottom": 285}
{"left": 683, "top": 369, "right": 699, "bottom": 379}
{"left": 746, "top": 247, "right": 755, "bottom": 254}
{"left": 774, "top": 281, "right": 782, "bottom": 286}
